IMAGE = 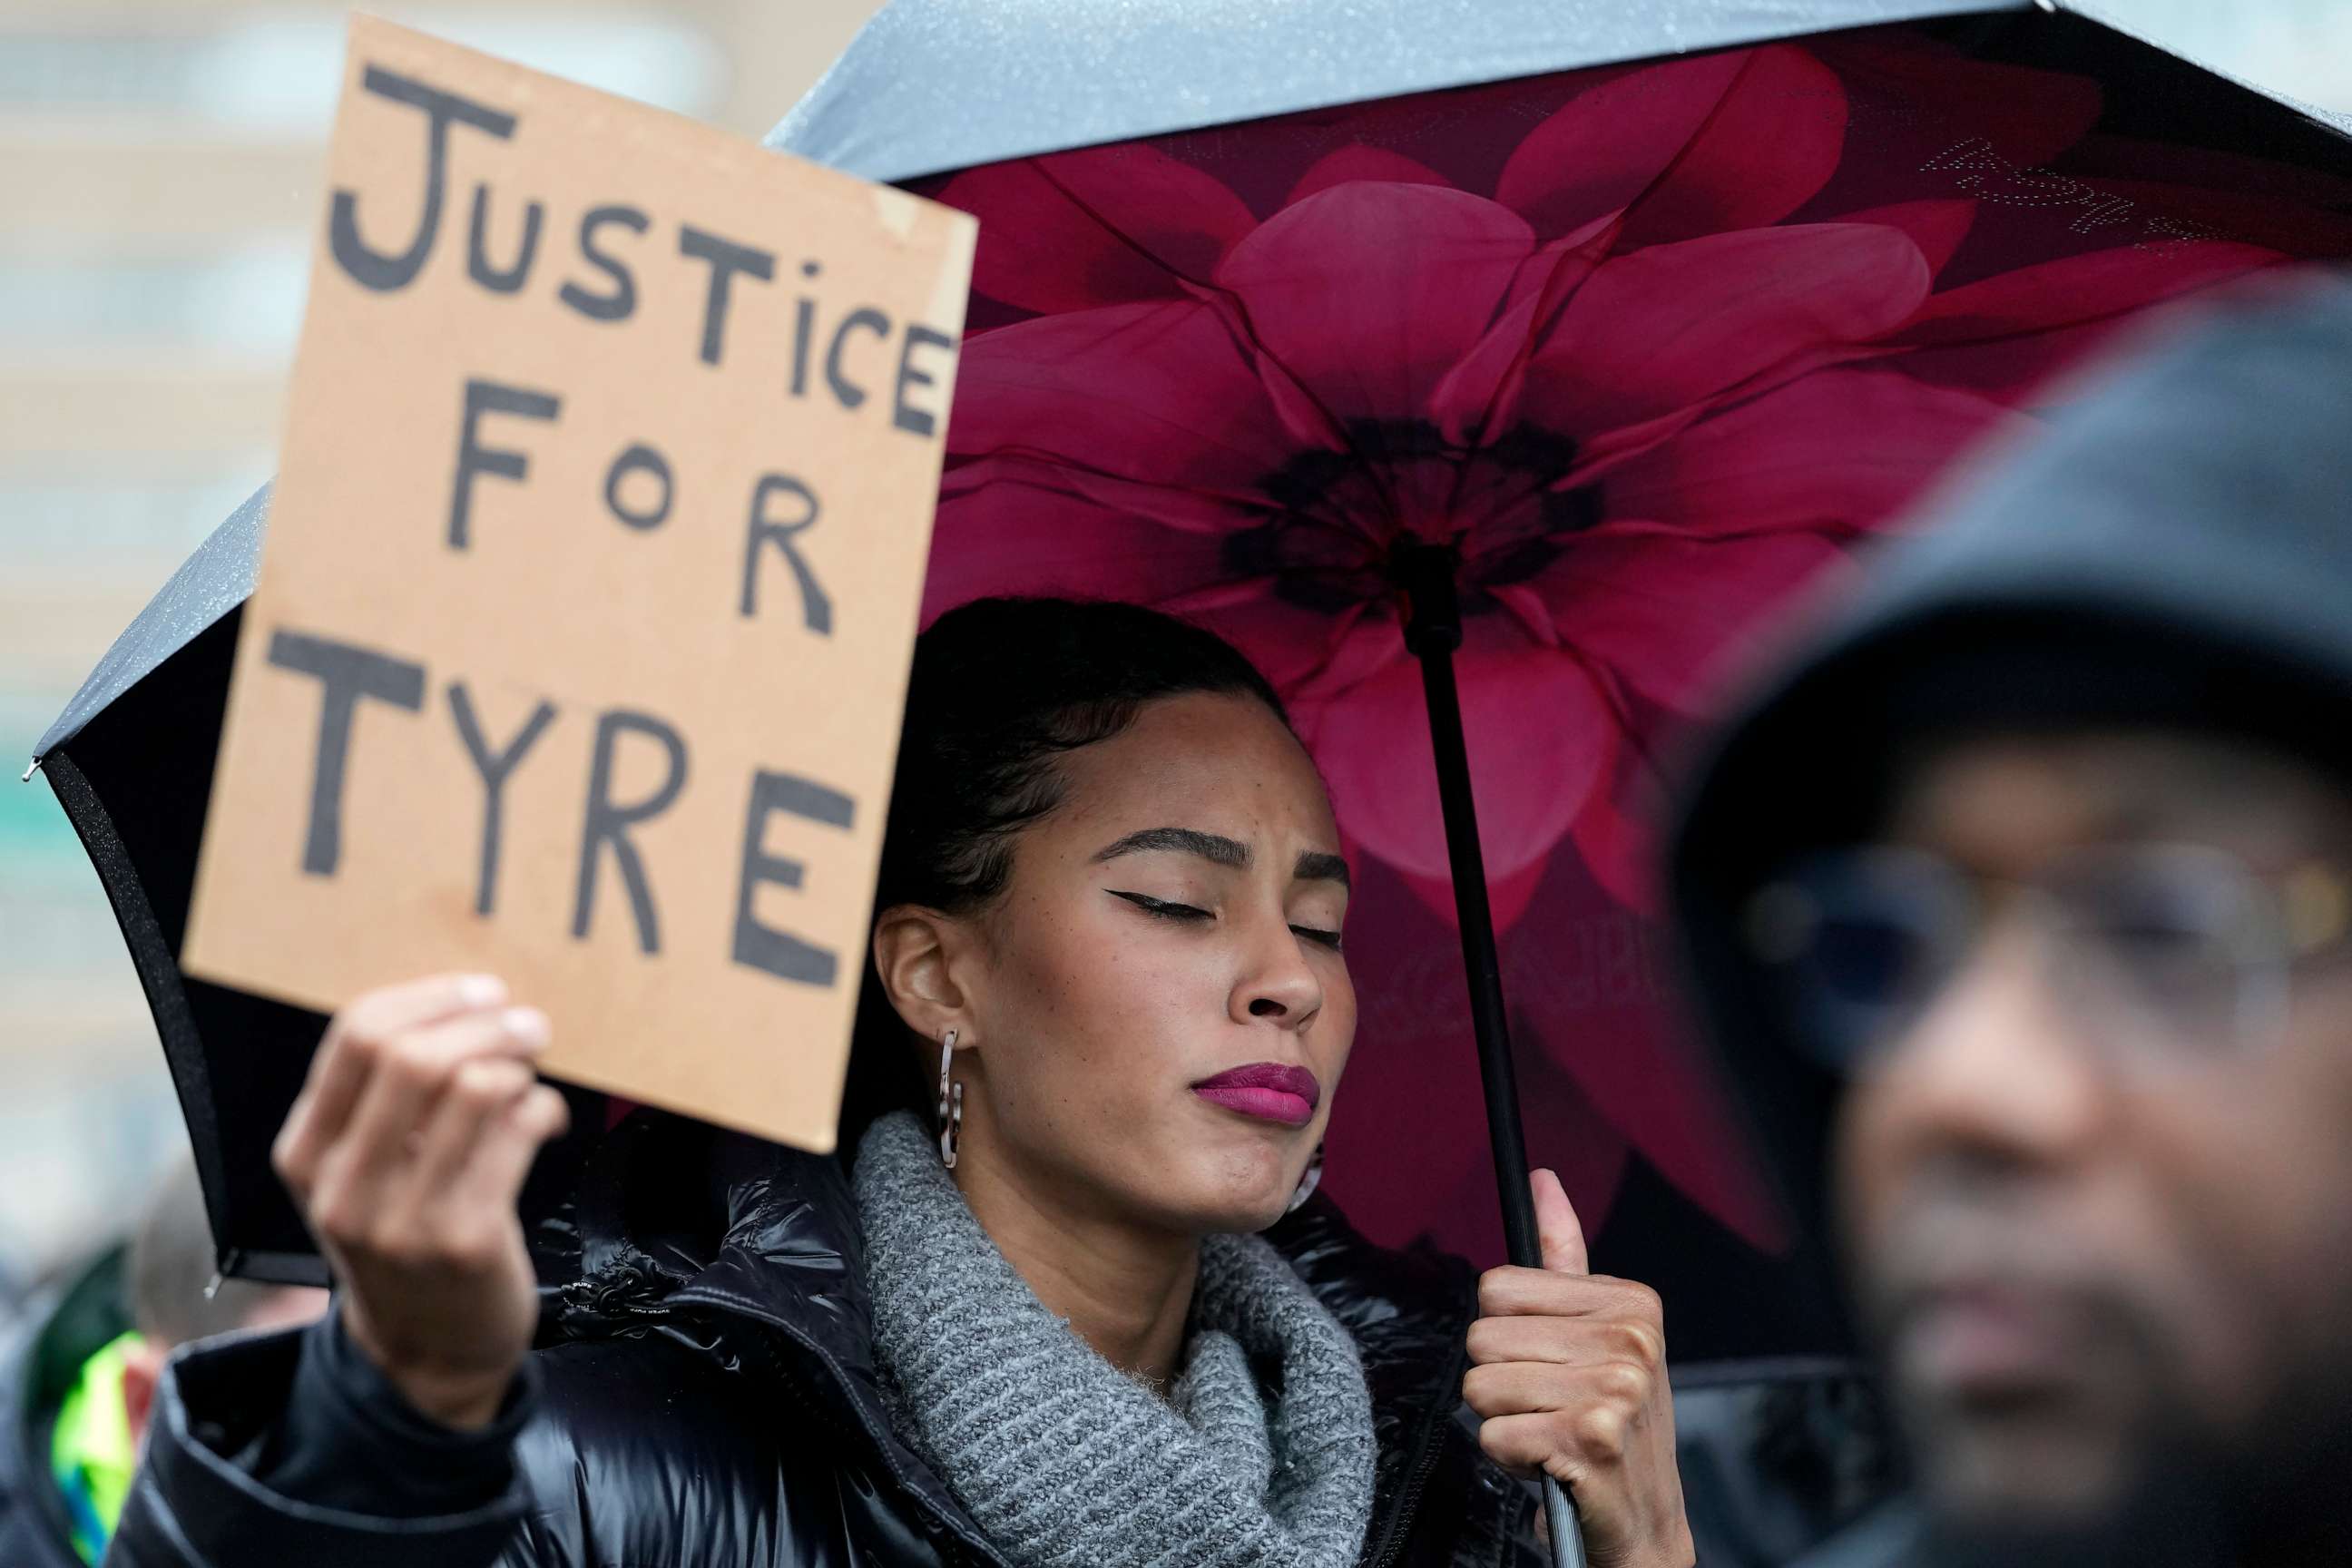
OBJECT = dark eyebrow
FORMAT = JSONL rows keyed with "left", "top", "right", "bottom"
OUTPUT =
{"left": 1092, "top": 828, "right": 1349, "bottom": 890}
{"left": 1093, "top": 827, "right": 1250, "bottom": 868}
{"left": 1295, "top": 851, "right": 1351, "bottom": 891}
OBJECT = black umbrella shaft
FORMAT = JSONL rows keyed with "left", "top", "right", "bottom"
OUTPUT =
{"left": 1400, "top": 546, "right": 1586, "bottom": 1568}
{"left": 1408, "top": 637, "right": 1543, "bottom": 1269}
{"left": 1398, "top": 546, "right": 1541, "bottom": 1268}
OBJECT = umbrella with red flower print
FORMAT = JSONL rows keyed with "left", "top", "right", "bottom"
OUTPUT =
{"left": 783, "top": 25, "right": 2352, "bottom": 1549}
{"left": 771, "top": 3, "right": 2352, "bottom": 1361}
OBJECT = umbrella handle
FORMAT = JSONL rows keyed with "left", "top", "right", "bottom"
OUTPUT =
{"left": 1399, "top": 546, "right": 1591, "bottom": 1568}
{"left": 1543, "top": 1476, "right": 1588, "bottom": 1568}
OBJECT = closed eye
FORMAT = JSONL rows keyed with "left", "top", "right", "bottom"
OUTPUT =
{"left": 1111, "top": 891, "right": 1342, "bottom": 952}
{"left": 1108, "top": 889, "right": 1211, "bottom": 922}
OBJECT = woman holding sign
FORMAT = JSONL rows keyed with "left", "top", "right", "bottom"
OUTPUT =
{"left": 109, "top": 599, "right": 1695, "bottom": 1568}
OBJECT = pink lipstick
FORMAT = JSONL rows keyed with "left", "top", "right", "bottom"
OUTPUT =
{"left": 1191, "top": 1063, "right": 1321, "bottom": 1127}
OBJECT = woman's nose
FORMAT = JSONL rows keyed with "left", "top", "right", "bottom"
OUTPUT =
{"left": 1233, "top": 911, "right": 1323, "bottom": 1028}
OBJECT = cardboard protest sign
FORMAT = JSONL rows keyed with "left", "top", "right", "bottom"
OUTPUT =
{"left": 183, "top": 16, "right": 976, "bottom": 1152}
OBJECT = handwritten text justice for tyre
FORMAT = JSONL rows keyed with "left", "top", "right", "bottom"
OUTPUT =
{"left": 267, "top": 64, "right": 959, "bottom": 992}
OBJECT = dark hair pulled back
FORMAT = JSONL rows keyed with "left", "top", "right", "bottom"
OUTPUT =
{"left": 838, "top": 596, "right": 1290, "bottom": 1144}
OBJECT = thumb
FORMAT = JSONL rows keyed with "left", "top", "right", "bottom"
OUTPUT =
{"left": 1532, "top": 1168, "right": 1588, "bottom": 1275}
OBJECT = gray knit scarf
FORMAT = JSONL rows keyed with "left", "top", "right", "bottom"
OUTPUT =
{"left": 853, "top": 1112, "right": 1377, "bottom": 1568}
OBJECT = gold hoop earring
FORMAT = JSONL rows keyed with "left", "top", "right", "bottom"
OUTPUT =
{"left": 937, "top": 1029, "right": 964, "bottom": 1170}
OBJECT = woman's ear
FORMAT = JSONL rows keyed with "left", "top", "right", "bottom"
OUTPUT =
{"left": 872, "top": 904, "right": 980, "bottom": 1045}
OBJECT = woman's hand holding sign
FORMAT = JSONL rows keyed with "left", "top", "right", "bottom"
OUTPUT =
{"left": 1465, "top": 1171, "right": 1696, "bottom": 1568}
{"left": 272, "top": 973, "right": 568, "bottom": 1430}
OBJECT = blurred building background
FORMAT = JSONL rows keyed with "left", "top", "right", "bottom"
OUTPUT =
{"left": 1, "top": 0, "right": 2347, "bottom": 1294}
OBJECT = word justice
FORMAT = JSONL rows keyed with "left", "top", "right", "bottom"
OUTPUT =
{"left": 331, "top": 64, "right": 958, "bottom": 437}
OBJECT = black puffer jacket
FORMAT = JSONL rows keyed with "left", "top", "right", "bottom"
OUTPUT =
{"left": 107, "top": 1112, "right": 1542, "bottom": 1568}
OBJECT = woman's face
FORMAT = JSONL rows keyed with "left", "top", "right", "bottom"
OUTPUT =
{"left": 942, "top": 691, "right": 1355, "bottom": 1236}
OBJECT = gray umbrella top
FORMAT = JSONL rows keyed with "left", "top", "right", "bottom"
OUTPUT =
{"left": 32, "top": 482, "right": 269, "bottom": 767}
{"left": 765, "top": 0, "right": 2023, "bottom": 181}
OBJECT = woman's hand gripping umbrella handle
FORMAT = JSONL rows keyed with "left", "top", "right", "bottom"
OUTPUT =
{"left": 1401, "top": 545, "right": 1606, "bottom": 1566}
{"left": 1468, "top": 1171, "right": 1695, "bottom": 1568}
{"left": 1544, "top": 1478, "right": 1588, "bottom": 1568}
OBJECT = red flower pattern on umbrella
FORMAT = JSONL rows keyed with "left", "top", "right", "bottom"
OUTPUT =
{"left": 917, "top": 37, "right": 2298, "bottom": 1255}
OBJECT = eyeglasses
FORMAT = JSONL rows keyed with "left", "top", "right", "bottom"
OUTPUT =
{"left": 1743, "top": 843, "right": 2352, "bottom": 1074}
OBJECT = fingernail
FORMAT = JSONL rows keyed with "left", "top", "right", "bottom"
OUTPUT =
{"left": 459, "top": 974, "right": 507, "bottom": 1008}
{"left": 503, "top": 1006, "right": 550, "bottom": 1046}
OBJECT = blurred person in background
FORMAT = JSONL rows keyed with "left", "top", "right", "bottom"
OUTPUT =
{"left": 1670, "top": 273, "right": 2352, "bottom": 1567}
{"left": 0, "top": 1156, "right": 323, "bottom": 1565}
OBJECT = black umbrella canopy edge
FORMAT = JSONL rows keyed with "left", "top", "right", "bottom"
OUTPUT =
{"left": 36, "top": 748, "right": 269, "bottom": 1273}
{"left": 25, "top": 485, "right": 291, "bottom": 1279}
{"left": 38, "top": 687, "right": 331, "bottom": 1286}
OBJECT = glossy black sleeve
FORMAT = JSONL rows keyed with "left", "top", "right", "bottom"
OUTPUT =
{"left": 103, "top": 1307, "right": 539, "bottom": 1568}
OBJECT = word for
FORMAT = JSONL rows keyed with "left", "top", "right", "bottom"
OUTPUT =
{"left": 449, "top": 377, "right": 831, "bottom": 630}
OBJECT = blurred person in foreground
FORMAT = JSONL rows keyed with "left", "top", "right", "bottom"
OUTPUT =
{"left": 0, "top": 1157, "right": 323, "bottom": 1564}
{"left": 1670, "top": 274, "right": 2352, "bottom": 1568}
